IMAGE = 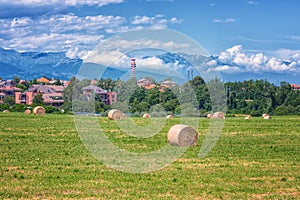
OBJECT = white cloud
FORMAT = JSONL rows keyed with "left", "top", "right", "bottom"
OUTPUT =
{"left": 273, "top": 48, "right": 300, "bottom": 59}
{"left": 131, "top": 15, "right": 182, "bottom": 28}
{"left": 132, "top": 16, "right": 155, "bottom": 25}
{"left": 206, "top": 60, "right": 217, "bottom": 66}
{"left": 213, "top": 19, "right": 222, "bottom": 23}
{"left": 170, "top": 17, "right": 182, "bottom": 24}
{"left": 215, "top": 65, "right": 241, "bottom": 72}
{"left": 0, "top": 13, "right": 126, "bottom": 57}
{"left": 248, "top": 1, "right": 259, "bottom": 5}
{"left": 209, "top": 45, "right": 300, "bottom": 73}
{"left": 226, "top": 18, "right": 236, "bottom": 23}
{"left": 84, "top": 36, "right": 193, "bottom": 69}
{"left": 213, "top": 18, "right": 236, "bottom": 23}
{"left": 0, "top": 0, "right": 124, "bottom": 7}
{"left": 136, "top": 57, "right": 165, "bottom": 68}
{"left": 209, "top": 0, "right": 215, "bottom": 6}
{"left": 0, "top": 12, "right": 183, "bottom": 58}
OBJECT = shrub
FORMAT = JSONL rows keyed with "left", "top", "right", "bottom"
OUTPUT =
{"left": 45, "top": 106, "right": 60, "bottom": 114}
{"left": 0, "top": 103, "right": 10, "bottom": 112}
{"left": 274, "top": 105, "right": 295, "bottom": 115}
{"left": 11, "top": 104, "right": 28, "bottom": 112}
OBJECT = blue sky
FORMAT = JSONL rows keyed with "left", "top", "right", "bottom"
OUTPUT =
{"left": 0, "top": 0, "right": 300, "bottom": 80}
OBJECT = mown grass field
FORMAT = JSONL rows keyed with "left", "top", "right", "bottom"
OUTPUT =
{"left": 0, "top": 113, "right": 299, "bottom": 199}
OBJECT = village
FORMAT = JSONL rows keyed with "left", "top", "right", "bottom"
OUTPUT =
{"left": 0, "top": 74, "right": 179, "bottom": 112}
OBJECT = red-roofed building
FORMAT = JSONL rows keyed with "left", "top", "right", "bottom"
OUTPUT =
{"left": 82, "top": 85, "right": 117, "bottom": 105}
{"left": 290, "top": 84, "right": 300, "bottom": 90}
{"left": 15, "top": 84, "right": 65, "bottom": 107}
{"left": 0, "top": 85, "right": 22, "bottom": 103}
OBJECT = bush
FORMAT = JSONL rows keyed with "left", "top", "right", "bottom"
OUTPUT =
{"left": 11, "top": 104, "right": 28, "bottom": 112}
{"left": 294, "top": 105, "right": 300, "bottom": 114}
{"left": 45, "top": 106, "right": 60, "bottom": 114}
{"left": 0, "top": 103, "right": 10, "bottom": 112}
{"left": 274, "top": 105, "right": 295, "bottom": 115}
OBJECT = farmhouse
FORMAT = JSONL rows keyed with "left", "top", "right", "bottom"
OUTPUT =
{"left": 0, "top": 80, "right": 22, "bottom": 103}
{"left": 161, "top": 80, "right": 176, "bottom": 88}
{"left": 15, "top": 84, "right": 65, "bottom": 107}
{"left": 82, "top": 85, "right": 117, "bottom": 105}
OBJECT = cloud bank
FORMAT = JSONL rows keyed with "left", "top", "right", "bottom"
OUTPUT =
{"left": 208, "top": 45, "right": 300, "bottom": 73}
{"left": 0, "top": 13, "right": 181, "bottom": 57}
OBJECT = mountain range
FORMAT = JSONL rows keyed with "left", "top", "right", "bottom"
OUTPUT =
{"left": 0, "top": 47, "right": 82, "bottom": 80}
{"left": 0, "top": 47, "right": 299, "bottom": 85}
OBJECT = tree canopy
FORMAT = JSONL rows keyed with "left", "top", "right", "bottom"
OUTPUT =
{"left": 60, "top": 76, "right": 300, "bottom": 116}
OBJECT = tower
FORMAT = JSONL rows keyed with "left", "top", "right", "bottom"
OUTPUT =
{"left": 130, "top": 58, "right": 136, "bottom": 79}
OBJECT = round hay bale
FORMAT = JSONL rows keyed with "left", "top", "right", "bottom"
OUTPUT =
{"left": 33, "top": 106, "right": 45, "bottom": 115}
{"left": 262, "top": 113, "right": 269, "bottom": 118}
{"left": 263, "top": 115, "right": 272, "bottom": 119}
{"left": 212, "top": 111, "right": 225, "bottom": 119}
{"left": 108, "top": 109, "right": 123, "bottom": 120}
{"left": 143, "top": 113, "right": 151, "bottom": 119}
{"left": 3, "top": 110, "right": 10, "bottom": 113}
{"left": 168, "top": 124, "right": 198, "bottom": 147}
{"left": 207, "top": 113, "right": 213, "bottom": 119}
{"left": 166, "top": 115, "right": 174, "bottom": 119}
{"left": 244, "top": 115, "right": 251, "bottom": 120}
{"left": 24, "top": 109, "right": 31, "bottom": 114}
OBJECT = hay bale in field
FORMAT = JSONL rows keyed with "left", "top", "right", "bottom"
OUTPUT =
{"left": 33, "top": 106, "right": 45, "bottom": 115}
{"left": 244, "top": 115, "right": 251, "bottom": 120}
{"left": 212, "top": 111, "right": 225, "bottom": 119}
{"left": 143, "top": 113, "right": 151, "bottom": 119}
{"left": 168, "top": 124, "right": 198, "bottom": 147}
{"left": 262, "top": 113, "right": 269, "bottom": 118}
{"left": 3, "top": 110, "right": 10, "bottom": 113}
{"left": 108, "top": 109, "right": 123, "bottom": 120}
{"left": 24, "top": 109, "right": 31, "bottom": 114}
{"left": 263, "top": 115, "right": 272, "bottom": 119}
{"left": 207, "top": 113, "right": 213, "bottom": 119}
{"left": 166, "top": 115, "right": 174, "bottom": 119}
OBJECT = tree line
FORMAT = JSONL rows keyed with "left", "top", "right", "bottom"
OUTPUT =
{"left": 61, "top": 76, "right": 300, "bottom": 116}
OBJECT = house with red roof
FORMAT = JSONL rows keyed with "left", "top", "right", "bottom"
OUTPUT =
{"left": 15, "top": 84, "right": 65, "bottom": 107}
{"left": 0, "top": 80, "right": 22, "bottom": 103}
{"left": 290, "top": 84, "right": 300, "bottom": 90}
{"left": 82, "top": 85, "right": 117, "bottom": 105}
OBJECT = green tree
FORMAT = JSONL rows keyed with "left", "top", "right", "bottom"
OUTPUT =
{"left": 114, "top": 78, "right": 138, "bottom": 102}
{"left": 55, "top": 78, "right": 63, "bottom": 86}
{"left": 32, "top": 94, "right": 44, "bottom": 106}
{"left": 13, "top": 76, "right": 21, "bottom": 84}
{"left": 62, "top": 77, "right": 81, "bottom": 111}
{"left": 3, "top": 96, "right": 15, "bottom": 106}
{"left": 98, "top": 78, "right": 117, "bottom": 91}
{"left": 16, "top": 83, "right": 27, "bottom": 91}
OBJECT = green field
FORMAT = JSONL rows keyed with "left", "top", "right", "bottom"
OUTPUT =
{"left": 0, "top": 113, "right": 299, "bottom": 199}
